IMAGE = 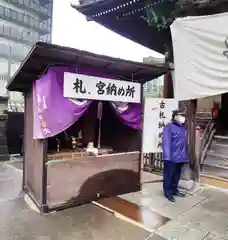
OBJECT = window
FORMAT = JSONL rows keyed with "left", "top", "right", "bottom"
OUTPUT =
{"left": 3, "top": 25, "right": 10, "bottom": 37}
{"left": 17, "top": 11, "right": 23, "bottom": 22}
{"left": 0, "top": 5, "right": 4, "bottom": 15}
{"left": 10, "top": 9, "right": 17, "bottom": 20}
{"left": 24, "top": 0, "right": 30, "bottom": 7}
{"left": 4, "top": 8, "right": 10, "bottom": 17}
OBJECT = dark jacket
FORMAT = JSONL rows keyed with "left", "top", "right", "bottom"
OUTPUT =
{"left": 162, "top": 121, "right": 188, "bottom": 163}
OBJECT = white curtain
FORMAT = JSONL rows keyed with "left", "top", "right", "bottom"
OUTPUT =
{"left": 171, "top": 12, "right": 228, "bottom": 100}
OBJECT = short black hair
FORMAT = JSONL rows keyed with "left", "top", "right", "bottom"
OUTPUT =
{"left": 172, "top": 108, "right": 186, "bottom": 119}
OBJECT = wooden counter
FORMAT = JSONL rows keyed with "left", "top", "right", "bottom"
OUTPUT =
{"left": 46, "top": 151, "right": 140, "bottom": 208}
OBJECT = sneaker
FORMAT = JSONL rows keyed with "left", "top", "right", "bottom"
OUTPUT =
{"left": 165, "top": 195, "right": 176, "bottom": 202}
{"left": 174, "top": 191, "right": 186, "bottom": 197}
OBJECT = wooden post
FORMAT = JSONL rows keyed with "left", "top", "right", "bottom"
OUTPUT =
{"left": 163, "top": 45, "right": 174, "bottom": 99}
{"left": 140, "top": 83, "right": 145, "bottom": 184}
{"left": 163, "top": 72, "right": 174, "bottom": 99}
{"left": 187, "top": 99, "right": 199, "bottom": 182}
{"left": 163, "top": 46, "right": 199, "bottom": 188}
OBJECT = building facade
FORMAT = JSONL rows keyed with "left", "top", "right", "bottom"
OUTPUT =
{"left": 0, "top": 0, "right": 53, "bottom": 112}
{"left": 144, "top": 75, "right": 164, "bottom": 98}
{"left": 143, "top": 56, "right": 164, "bottom": 98}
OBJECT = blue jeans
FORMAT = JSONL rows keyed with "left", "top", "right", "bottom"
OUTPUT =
{"left": 163, "top": 161, "right": 183, "bottom": 197}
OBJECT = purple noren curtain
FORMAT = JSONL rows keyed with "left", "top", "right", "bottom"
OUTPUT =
{"left": 33, "top": 67, "right": 142, "bottom": 139}
{"left": 33, "top": 67, "right": 91, "bottom": 139}
{"left": 110, "top": 102, "right": 142, "bottom": 131}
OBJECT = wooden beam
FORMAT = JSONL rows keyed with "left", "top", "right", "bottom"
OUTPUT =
{"left": 187, "top": 99, "right": 199, "bottom": 182}
{"left": 168, "top": 0, "right": 228, "bottom": 21}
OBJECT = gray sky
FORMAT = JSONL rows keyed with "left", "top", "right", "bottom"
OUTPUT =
{"left": 52, "top": 0, "right": 163, "bottom": 62}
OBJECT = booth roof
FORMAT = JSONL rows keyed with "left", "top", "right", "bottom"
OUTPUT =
{"left": 7, "top": 42, "right": 169, "bottom": 92}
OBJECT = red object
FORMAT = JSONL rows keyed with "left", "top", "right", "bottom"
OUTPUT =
{"left": 212, "top": 102, "right": 219, "bottom": 117}
{"left": 196, "top": 126, "right": 204, "bottom": 137}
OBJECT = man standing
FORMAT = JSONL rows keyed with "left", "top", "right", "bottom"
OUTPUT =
{"left": 162, "top": 109, "right": 188, "bottom": 202}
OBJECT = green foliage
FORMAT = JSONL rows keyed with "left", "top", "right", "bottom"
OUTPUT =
{"left": 141, "top": 0, "right": 197, "bottom": 30}
{"left": 143, "top": 7, "right": 169, "bottom": 30}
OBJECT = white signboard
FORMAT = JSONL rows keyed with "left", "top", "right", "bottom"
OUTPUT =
{"left": 142, "top": 98, "right": 178, "bottom": 153}
{"left": 63, "top": 72, "right": 141, "bottom": 103}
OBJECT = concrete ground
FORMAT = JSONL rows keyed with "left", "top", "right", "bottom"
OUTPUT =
{"left": 2, "top": 158, "right": 228, "bottom": 240}
{"left": 141, "top": 171, "right": 163, "bottom": 183}
{"left": 121, "top": 180, "right": 228, "bottom": 239}
{"left": 0, "top": 160, "right": 164, "bottom": 240}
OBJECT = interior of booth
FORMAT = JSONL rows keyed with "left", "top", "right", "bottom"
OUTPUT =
{"left": 45, "top": 100, "right": 141, "bottom": 208}
{"left": 47, "top": 100, "right": 141, "bottom": 161}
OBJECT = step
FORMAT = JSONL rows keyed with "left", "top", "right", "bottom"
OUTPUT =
{"left": 201, "top": 175, "right": 228, "bottom": 188}
{"left": 0, "top": 120, "right": 6, "bottom": 128}
{"left": 202, "top": 164, "right": 228, "bottom": 180}
{"left": 0, "top": 154, "right": 10, "bottom": 161}
{"left": 214, "top": 135, "right": 228, "bottom": 140}
{"left": 203, "top": 161, "right": 228, "bottom": 170}
{"left": 208, "top": 148, "right": 228, "bottom": 158}
{"left": 0, "top": 137, "right": 7, "bottom": 145}
{"left": 0, "top": 145, "right": 9, "bottom": 155}
{"left": 212, "top": 135, "right": 228, "bottom": 145}
{"left": 206, "top": 150, "right": 228, "bottom": 161}
{"left": 203, "top": 154, "right": 228, "bottom": 170}
{"left": 211, "top": 141, "right": 228, "bottom": 147}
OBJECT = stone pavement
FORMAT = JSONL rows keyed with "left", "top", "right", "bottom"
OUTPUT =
{"left": 141, "top": 171, "right": 162, "bottom": 183}
{"left": 121, "top": 180, "right": 228, "bottom": 240}
{"left": 0, "top": 161, "right": 164, "bottom": 240}
{"left": 0, "top": 161, "right": 23, "bottom": 203}
{"left": 3, "top": 159, "right": 228, "bottom": 240}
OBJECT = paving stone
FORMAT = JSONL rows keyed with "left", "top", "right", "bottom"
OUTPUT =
{"left": 141, "top": 172, "right": 162, "bottom": 183}
{"left": 3, "top": 160, "right": 228, "bottom": 240}
{"left": 8, "top": 160, "right": 23, "bottom": 170}
{"left": 149, "top": 234, "right": 167, "bottom": 240}
{"left": 155, "top": 188, "right": 228, "bottom": 239}
{"left": 203, "top": 233, "right": 228, "bottom": 240}
{"left": 0, "top": 160, "right": 153, "bottom": 240}
{"left": 121, "top": 182, "right": 207, "bottom": 219}
{"left": 0, "top": 163, "right": 23, "bottom": 203}
{"left": 0, "top": 197, "right": 152, "bottom": 240}
{"left": 156, "top": 221, "right": 208, "bottom": 240}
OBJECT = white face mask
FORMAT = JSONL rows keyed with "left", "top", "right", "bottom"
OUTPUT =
{"left": 175, "top": 115, "right": 186, "bottom": 124}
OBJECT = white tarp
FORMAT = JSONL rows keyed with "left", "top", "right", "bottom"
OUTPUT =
{"left": 171, "top": 12, "right": 228, "bottom": 100}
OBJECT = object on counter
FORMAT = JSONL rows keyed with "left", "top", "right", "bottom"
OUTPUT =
{"left": 71, "top": 136, "right": 77, "bottom": 151}
{"left": 86, "top": 142, "right": 98, "bottom": 156}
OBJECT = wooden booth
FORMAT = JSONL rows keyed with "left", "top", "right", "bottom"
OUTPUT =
{"left": 7, "top": 42, "right": 168, "bottom": 214}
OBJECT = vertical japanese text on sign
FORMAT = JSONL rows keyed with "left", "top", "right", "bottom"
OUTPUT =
{"left": 157, "top": 100, "right": 166, "bottom": 149}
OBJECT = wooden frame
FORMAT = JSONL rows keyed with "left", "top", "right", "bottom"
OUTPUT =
{"left": 22, "top": 88, "right": 143, "bottom": 214}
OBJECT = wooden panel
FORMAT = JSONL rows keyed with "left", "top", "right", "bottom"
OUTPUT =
{"left": 24, "top": 91, "right": 44, "bottom": 204}
{"left": 47, "top": 151, "right": 90, "bottom": 160}
{"left": 46, "top": 151, "right": 140, "bottom": 207}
